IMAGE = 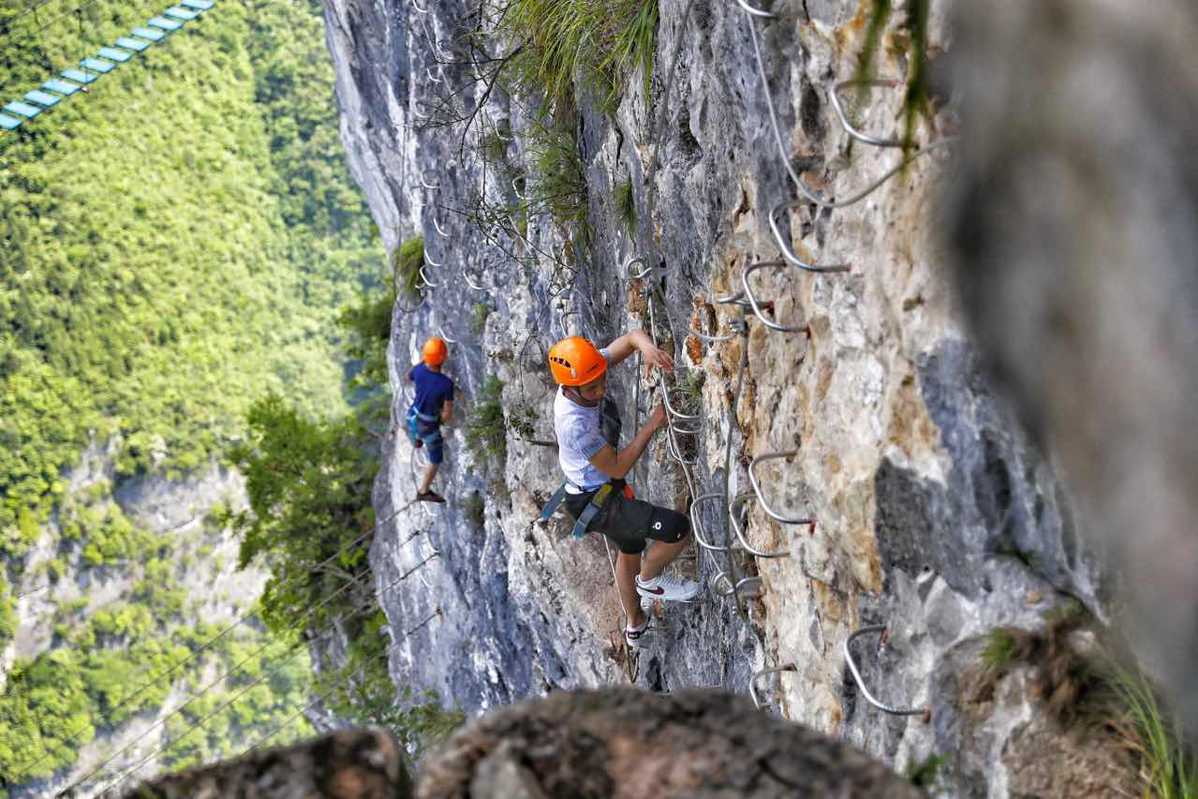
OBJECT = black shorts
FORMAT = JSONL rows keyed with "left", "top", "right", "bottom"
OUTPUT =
{"left": 564, "top": 483, "right": 690, "bottom": 555}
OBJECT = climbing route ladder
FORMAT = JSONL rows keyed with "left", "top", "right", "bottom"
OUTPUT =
{"left": 0, "top": 0, "right": 217, "bottom": 136}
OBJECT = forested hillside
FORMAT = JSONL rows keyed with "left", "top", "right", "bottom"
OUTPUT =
{"left": 0, "top": 0, "right": 378, "bottom": 542}
{"left": 0, "top": 0, "right": 384, "bottom": 793}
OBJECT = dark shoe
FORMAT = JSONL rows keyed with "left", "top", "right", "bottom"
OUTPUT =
{"left": 624, "top": 617, "right": 649, "bottom": 649}
{"left": 413, "top": 439, "right": 424, "bottom": 449}
{"left": 417, "top": 490, "right": 446, "bottom": 504}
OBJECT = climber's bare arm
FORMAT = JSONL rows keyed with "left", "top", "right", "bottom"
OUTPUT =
{"left": 605, "top": 330, "right": 674, "bottom": 375}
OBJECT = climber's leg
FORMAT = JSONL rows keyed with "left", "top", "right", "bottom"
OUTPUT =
{"left": 615, "top": 551, "right": 646, "bottom": 628}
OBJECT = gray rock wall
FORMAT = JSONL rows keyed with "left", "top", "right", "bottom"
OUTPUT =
{"left": 321, "top": 0, "right": 1116, "bottom": 793}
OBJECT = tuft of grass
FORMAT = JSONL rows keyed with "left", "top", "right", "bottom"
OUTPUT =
{"left": 508, "top": 403, "right": 537, "bottom": 440}
{"left": 392, "top": 236, "right": 425, "bottom": 299}
{"left": 1110, "top": 667, "right": 1198, "bottom": 799}
{"left": 614, "top": 176, "right": 636, "bottom": 232}
{"left": 503, "top": 0, "right": 658, "bottom": 113}
{"left": 472, "top": 302, "right": 493, "bottom": 335}
{"left": 852, "top": 0, "right": 932, "bottom": 152}
{"left": 527, "top": 119, "right": 589, "bottom": 238}
{"left": 481, "top": 130, "right": 509, "bottom": 164}
{"left": 907, "top": 753, "right": 945, "bottom": 788}
{"left": 980, "top": 627, "right": 1022, "bottom": 671}
{"left": 465, "top": 376, "right": 508, "bottom": 465}
{"left": 975, "top": 609, "right": 1198, "bottom": 798}
{"left": 602, "top": 0, "right": 659, "bottom": 107}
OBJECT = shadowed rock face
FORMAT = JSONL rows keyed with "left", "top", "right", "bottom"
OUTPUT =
{"left": 114, "top": 728, "right": 408, "bottom": 799}
{"left": 944, "top": 0, "right": 1198, "bottom": 734}
{"left": 416, "top": 688, "right": 923, "bottom": 799}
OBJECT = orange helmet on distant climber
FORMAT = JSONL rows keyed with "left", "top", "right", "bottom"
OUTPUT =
{"left": 548, "top": 336, "right": 607, "bottom": 386}
{"left": 422, "top": 336, "right": 448, "bottom": 366}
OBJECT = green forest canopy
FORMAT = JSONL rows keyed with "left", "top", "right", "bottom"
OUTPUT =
{"left": 0, "top": 0, "right": 382, "bottom": 548}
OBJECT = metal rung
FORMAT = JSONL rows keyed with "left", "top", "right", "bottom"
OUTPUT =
{"left": 736, "top": 0, "right": 776, "bottom": 18}
{"left": 749, "top": 451, "right": 817, "bottom": 527}
{"left": 61, "top": 68, "right": 97, "bottom": 84}
{"left": 81, "top": 57, "right": 116, "bottom": 73}
{"left": 24, "top": 90, "right": 61, "bottom": 108}
{"left": 421, "top": 172, "right": 440, "bottom": 190}
{"left": 713, "top": 288, "right": 752, "bottom": 309}
{"left": 148, "top": 16, "right": 183, "bottom": 31}
{"left": 133, "top": 26, "right": 167, "bottom": 41}
{"left": 742, "top": 9, "right": 945, "bottom": 211}
{"left": 750, "top": 663, "right": 796, "bottom": 709}
{"left": 665, "top": 423, "right": 699, "bottom": 466}
{"left": 689, "top": 311, "right": 736, "bottom": 343}
{"left": 766, "top": 204, "right": 851, "bottom": 274}
{"left": 741, "top": 260, "right": 818, "bottom": 333}
{"left": 660, "top": 381, "right": 702, "bottom": 424}
{"left": 418, "top": 265, "right": 440, "bottom": 288}
{"left": 829, "top": 79, "right": 906, "bottom": 149}
{"left": 115, "top": 36, "right": 151, "bottom": 52}
{"left": 729, "top": 493, "right": 793, "bottom": 559}
{"left": 464, "top": 273, "right": 484, "bottom": 291}
{"left": 625, "top": 255, "right": 653, "bottom": 280}
{"left": 0, "top": 114, "right": 22, "bottom": 131}
{"left": 43, "top": 79, "right": 81, "bottom": 96}
{"left": 423, "top": 247, "right": 443, "bottom": 268}
{"left": 437, "top": 326, "right": 458, "bottom": 345}
{"left": 413, "top": 0, "right": 430, "bottom": 12}
{"left": 714, "top": 573, "right": 761, "bottom": 598}
{"left": 844, "top": 626, "right": 927, "bottom": 717}
{"left": 689, "top": 493, "right": 730, "bottom": 552}
{"left": 165, "top": 6, "right": 200, "bottom": 21}
{"left": 432, "top": 213, "right": 448, "bottom": 236}
{"left": 4, "top": 101, "right": 41, "bottom": 119}
{"left": 97, "top": 47, "right": 134, "bottom": 62}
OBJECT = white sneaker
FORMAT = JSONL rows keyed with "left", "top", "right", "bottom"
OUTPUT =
{"left": 636, "top": 572, "right": 701, "bottom": 602}
{"left": 624, "top": 617, "right": 649, "bottom": 649}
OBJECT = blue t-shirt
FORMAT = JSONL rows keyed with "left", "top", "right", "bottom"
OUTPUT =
{"left": 408, "top": 363, "right": 454, "bottom": 420}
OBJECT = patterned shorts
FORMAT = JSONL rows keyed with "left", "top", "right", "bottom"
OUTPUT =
{"left": 406, "top": 407, "right": 444, "bottom": 464}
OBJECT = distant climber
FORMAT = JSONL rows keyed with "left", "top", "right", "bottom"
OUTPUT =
{"left": 547, "top": 333, "right": 700, "bottom": 649}
{"left": 407, "top": 336, "right": 454, "bottom": 503}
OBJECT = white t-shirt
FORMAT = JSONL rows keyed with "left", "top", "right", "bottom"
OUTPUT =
{"left": 553, "top": 349, "right": 612, "bottom": 492}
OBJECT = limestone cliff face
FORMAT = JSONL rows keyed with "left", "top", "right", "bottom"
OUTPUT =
{"left": 322, "top": 0, "right": 1114, "bottom": 793}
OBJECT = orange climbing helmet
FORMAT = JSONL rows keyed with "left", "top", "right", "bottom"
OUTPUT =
{"left": 548, "top": 336, "right": 607, "bottom": 386}
{"left": 422, "top": 336, "right": 448, "bottom": 366}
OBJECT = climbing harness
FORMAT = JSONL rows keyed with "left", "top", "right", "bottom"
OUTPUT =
{"left": 538, "top": 480, "right": 636, "bottom": 540}
{"left": 572, "top": 483, "right": 614, "bottom": 539}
